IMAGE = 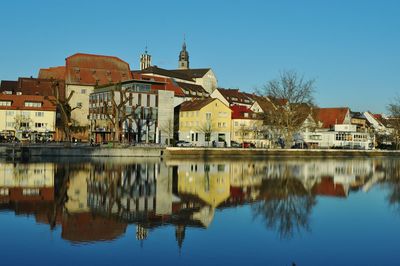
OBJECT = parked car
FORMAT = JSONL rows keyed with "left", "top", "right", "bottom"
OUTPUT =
{"left": 242, "top": 142, "right": 256, "bottom": 148}
{"left": 230, "top": 141, "right": 241, "bottom": 148}
{"left": 176, "top": 140, "right": 192, "bottom": 147}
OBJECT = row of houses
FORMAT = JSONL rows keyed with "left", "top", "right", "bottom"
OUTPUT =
{"left": 0, "top": 43, "right": 395, "bottom": 148}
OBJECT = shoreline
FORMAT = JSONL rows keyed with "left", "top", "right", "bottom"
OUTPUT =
{"left": 1, "top": 144, "right": 400, "bottom": 160}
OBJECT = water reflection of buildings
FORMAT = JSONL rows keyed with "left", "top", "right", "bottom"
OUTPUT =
{"left": 0, "top": 158, "right": 394, "bottom": 245}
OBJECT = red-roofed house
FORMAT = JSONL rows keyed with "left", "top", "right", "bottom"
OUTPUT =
{"left": 301, "top": 107, "right": 373, "bottom": 149}
{"left": 39, "top": 53, "right": 133, "bottom": 140}
{"left": 0, "top": 94, "right": 57, "bottom": 141}
{"left": 314, "top": 107, "right": 351, "bottom": 129}
{"left": 230, "top": 105, "right": 268, "bottom": 147}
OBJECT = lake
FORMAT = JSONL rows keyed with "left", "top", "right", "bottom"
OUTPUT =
{"left": 1, "top": 156, "right": 400, "bottom": 266}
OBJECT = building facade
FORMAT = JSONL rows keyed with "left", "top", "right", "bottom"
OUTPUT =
{"left": 0, "top": 94, "right": 56, "bottom": 141}
{"left": 89, "top": 80, "right": 174, "bottom": 144}
{"left": 176, "top": 98, "right": 232, "bottom": 147}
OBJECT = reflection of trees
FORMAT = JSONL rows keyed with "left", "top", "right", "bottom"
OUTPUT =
{"left": 382, "top": 160, "right": 400, "bottom": 213}
{"left": 252, "top": 177, "right": 316, "bottom": 239}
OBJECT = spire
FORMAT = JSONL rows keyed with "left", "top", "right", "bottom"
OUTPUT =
{"left": 140, "top": 45, "right": 151, "bottom": 70}
{"left": 178, "top": 35, "right": 189, "bottom": 69}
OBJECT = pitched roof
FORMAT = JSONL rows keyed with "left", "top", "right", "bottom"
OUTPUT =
{"left": 312, "top": 177, "right": 346, "bottom": 198}
{"left": 250, "top": 95, "right": 277, "bottom": 113}
{"left": 1, "top": 78, "right": 65, "bottom": 101}
{"left": 179, "top": 98, "right": 216, "bottom": 111}
{"left": 176, "top": 82, "right": 209, "bottom": 98}
{"left": 65, "top": 53, "right": 132, "bottom": 86}
{"left": 231, "top": 105, "right": 259, "bottom": 120}
{"left": 132, "top": 73, "right": 185, "bottom": 97}
{"left": 0, "top": 80, "right": 18, "bottom": 93}
{"left": 171, "top": 68, "right": 211, "bottom": 79}
{"left": 38, "top": 66, "right": 66, "bottom": 80}
{"left": 216, "top": 88, "right": 254, "bottom": 105}
{"left": 314, "top": 107, "right": 350, "bottom": 128}
{"left": 0, "top": 94, "right": 57, "bottom": 111}
{"left": 133, "top": 66, "right": 194, "bottom": 81}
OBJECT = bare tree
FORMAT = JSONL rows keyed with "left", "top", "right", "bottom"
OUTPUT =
{"left": 50, "top": 80, "right": 81, "bottom": 141}
{"left": 160, "top": 118, "right": 174, "bottom": 146}
{"left": 198, "top": 120, "right": 214, "bottom": 147}
{"left": 258, "top": 71, "right": 316, "bottom": 148}
{"left": 252, "top": 177, "right": 316, "bottom": 239}
{"left": 102, "top": 83, "right": 136, "bottom": 142}
{"left": 387, "top": 96, "right": 400, "bottom": 149}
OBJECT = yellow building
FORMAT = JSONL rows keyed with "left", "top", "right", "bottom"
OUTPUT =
{"left": 0, "top": 94, "right": 56, "bottom": 141}
{"left": 177, "top": 162, "right": 230, "bottom": 208}
{"left": 230, "top": 105, "right": 267, "bottom": 147}
{"left": 178, "top": 98, "right": 232, "bottom": 147}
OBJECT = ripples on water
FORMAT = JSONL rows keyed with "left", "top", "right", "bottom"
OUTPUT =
{"left": 1, "top": 157, "right": 400, "bottom": 265}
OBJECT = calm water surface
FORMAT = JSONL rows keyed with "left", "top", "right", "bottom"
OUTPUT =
{"left": 1, "top": 157, "right": 400, "bottom": 266}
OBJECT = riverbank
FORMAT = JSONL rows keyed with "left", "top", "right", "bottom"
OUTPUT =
{"left": 1, "top": 144, "right": 400, "bottom": 160}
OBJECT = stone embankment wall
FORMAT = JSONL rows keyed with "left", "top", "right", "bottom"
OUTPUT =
{"left": 163, "top": 147, "right": 400, "bottom": 158}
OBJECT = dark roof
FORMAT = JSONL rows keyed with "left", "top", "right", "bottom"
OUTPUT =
{"left": 179, "top": 98, "right": 216, "bottom": 111}
{"left": 133, "top": 66, "right": 194, "bottom": 81}
{"left": 172, "top": 68, "right": 211, "bottom": 79}
{"left": 176, "top": 82, "right": 209, "bottom": 98}
{"left": 65, "top": 53, "right": 132, "bottom": 86}
{"left": 1, "top": 78, "right": 65, "bottom": 101}
{"left": 217, "top": 88, "right": 254, "bottom": 105}
{"left": 0, "top": 80, "right": 18, "bottom": 92}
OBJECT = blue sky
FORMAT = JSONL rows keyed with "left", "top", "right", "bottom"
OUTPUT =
{"left": 0, "top": 0, "right": 399, "bottom": 113}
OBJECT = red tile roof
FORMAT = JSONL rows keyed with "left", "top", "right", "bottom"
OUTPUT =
{"left": 312, "top": 177, "right": 346, "bottom": 198}
{"left": 65, "top": 53, "right": 132, "bottom": 86}
{"left": 0, "top": 94, "right": 56, "bottom": 111}
{"left": 132, "top": 73, "right": 185, "bottom": 97}
{"left": 38, "top": 66, "right": 66, "bottom": 80}
{"left": 314, "top": 107, "right": 350, "bottom": 128}
{"left": 231, "top": 105, "right": 259, "bottom": 119}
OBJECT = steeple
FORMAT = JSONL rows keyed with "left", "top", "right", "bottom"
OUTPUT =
{"left": 178, "top": 36, "right": 189, "bottom": 69}
{"left": 140, "top": 46, "right": 152, "bottom": 70}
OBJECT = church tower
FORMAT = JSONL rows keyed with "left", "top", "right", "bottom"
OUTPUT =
{"left": 178, "top": 38, "right": 189, "bottom": 69}
{"left": 140, "top": 47, "right": 152, "bottom": 70}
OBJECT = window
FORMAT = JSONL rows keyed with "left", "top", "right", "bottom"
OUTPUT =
{"left": 205, "top": 133, "right": 211, "bottom": 142}
{"left": 35, "top": 123, "right": 44, "bottom": 128}
{"left": 147, "top": 94, "right": 150, "bottom": 106}
{"left": 0, "top": 100, "right": 12, "bottom": 106}
{"left": 35, "top": 111, "right": 44, "bottom": 117}
{"left": 6, "top": 110, "right": 14, "bottom": 116}
{"left": 22, "top": 111, "right": 30, "bottom": 117}
{"left": 195, "top": 133, "right": 198, "bottom": 141}
{"left": 234, "top": 121, "right": 238, "bottom": 126}
{"left": 218, "top": 133, "right": 226, "bottom": 142}
{"left": 24, "top": 101, "right": 42, "bottom": 107}
{"left": 23, "top": 188, "right": 40, "bottom": 196}
{"left": 6, "top": 122, "right": 14, "bottom": 127}
{"left": 206, "top": 112, "right": 211, "bottom": 120}
{"left": 81, "top": 89, "right": 86, "bottom": 94}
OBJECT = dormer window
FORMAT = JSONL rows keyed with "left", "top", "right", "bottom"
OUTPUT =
{"left": 25, "top": 101, "right": 42, "bottom": 107}
{"left": 74, "top": 67, "right": 80, "bottom": 73}
{"left": 244, "top": 113, "right": 249, "bottom": 118}
{"left": 0, "top": 100, "right": 12, "bottom": 106}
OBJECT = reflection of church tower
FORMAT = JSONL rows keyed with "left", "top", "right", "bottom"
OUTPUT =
{"left": 136, "top": 224, "right": 148, "bottom": 240}
{"left": 140, "top": 47, "right": 152, "bottom": 70}
{"left": 178, "top": 38, "right": 189, "bottom": 69}
{"left": 175, "top": 225, "right": 186, "bottom": 250}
